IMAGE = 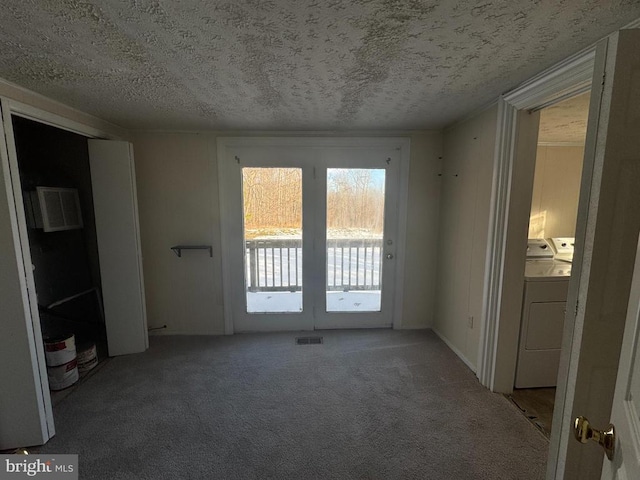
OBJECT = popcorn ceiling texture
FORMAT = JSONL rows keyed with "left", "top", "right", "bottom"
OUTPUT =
{"left": 538, "top": 91, "right": 591, "bottom": 144}
{"left": 0, "top": 1, "right": 638, "bottom": 131}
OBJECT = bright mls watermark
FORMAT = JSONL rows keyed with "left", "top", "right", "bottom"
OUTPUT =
{"left": 0, "top": 455, "right": 77, "bottom": 479}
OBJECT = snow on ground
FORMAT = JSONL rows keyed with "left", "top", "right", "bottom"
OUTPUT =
{"left": 247, "top": 291, "right": 381, "bottom": 313}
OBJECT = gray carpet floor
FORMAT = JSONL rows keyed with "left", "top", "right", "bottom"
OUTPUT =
{"left": 36, "top": 329, "right": 548, "bottom": 479}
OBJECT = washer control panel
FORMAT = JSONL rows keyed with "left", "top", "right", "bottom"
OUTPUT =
{"left": 526, "top": 238, "right": 554, "bottom": 259}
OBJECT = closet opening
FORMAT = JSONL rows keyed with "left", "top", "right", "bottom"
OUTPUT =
{"left": 12, "top": 115, "right": 107, "bottom": 404}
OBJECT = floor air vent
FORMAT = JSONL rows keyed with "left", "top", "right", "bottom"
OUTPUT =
{"left": 296, "top": 336, "right": 323, "bottom": 345}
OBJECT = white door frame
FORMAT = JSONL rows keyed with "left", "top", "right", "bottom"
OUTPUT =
{"left": 477, "top": 44, "right": 598, "bottom": 393}
{"left": 475, "top": 41, "right": 601, "bottom": 480}
{"left": 0, "top": 97, "right": 122, "bottom": 447}
{"left": 479, "top": 19, "right": 640, "bottom": 392}
{"left": 217, "top": 137, "right": 411, "bottom": 335}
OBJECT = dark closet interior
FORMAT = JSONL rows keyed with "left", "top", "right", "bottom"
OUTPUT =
{"left": 13, "top": 116, "right": 107, "bottom": 367}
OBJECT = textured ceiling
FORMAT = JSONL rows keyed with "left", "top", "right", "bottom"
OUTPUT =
{"left": 538, "top": 91, "right": 590, "bottom": 144}
{"left": 1, "top": 1, "right": 639, "bottom": 131}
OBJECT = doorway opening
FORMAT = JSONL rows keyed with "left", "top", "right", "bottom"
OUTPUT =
{"left": 218, "top": 138, "right": 409, "bottom": 334}
{"left": 507, "top": 91, "right": 591, "bottom": 437}
{"left": 11, "top": 116, "right": 108, "bottom": 404}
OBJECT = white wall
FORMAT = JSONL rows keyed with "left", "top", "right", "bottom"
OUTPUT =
{"left": 434, "top": 105, "right": 498, "bottom": 370}
{"left": 132, "top": 131, "right": 442, "bottom": 334}
{"left": 133, "top": 133, "right": 223, "bottom": 334}
{"left": 529, "top": 145, "right": 584, "bottom": 239}
{"left": 401, "top": 133, "right": 443, "bottom": 328}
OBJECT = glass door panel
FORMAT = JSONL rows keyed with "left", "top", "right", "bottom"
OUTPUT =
{"left": 326, "top": 168, "right": 385, "bottom": 312}
{"left": 243, "top": 167, "right": 302, "bottom": 313}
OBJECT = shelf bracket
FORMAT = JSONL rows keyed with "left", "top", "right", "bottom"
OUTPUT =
{"left": 170, "top": 245, "right": 213, "bottom": 258}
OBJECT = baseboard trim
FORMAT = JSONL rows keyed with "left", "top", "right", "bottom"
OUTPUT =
{"left": 432, "top": 327, "right": 477, "bottom": 374}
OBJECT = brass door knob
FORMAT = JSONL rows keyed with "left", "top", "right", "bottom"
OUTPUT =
{"left": 573, "top": 416, "right": 615, "bottom": 461}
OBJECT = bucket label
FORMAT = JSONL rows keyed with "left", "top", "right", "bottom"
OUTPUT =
{"left": 0, "top": 455, "right": 77, "bottom": 479}
{"left": 44, "top": 342, "right": 67, "bottom": 352}
{"left": 64, "top": 360, "right": 77, "bottom": 373}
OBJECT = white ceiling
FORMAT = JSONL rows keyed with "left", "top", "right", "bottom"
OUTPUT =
{"left": 1, "top": 1, "right": 639, "bottom": 131}
{"left": 538, "top": 91, "right": 591, "bottom": 144}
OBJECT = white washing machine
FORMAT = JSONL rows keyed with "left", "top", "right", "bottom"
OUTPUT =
{"left": 515, "top": 239, "right": 573, "bottom": 388}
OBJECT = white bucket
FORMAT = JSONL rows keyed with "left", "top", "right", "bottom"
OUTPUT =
{"left": 47, "top": 358, "right": 79, "bottom": 390}
{"left": 77, "top": 343, "right": 98, "bottom": 374}
{"left": 44, "top": 334, "right": 76, "bottom": 367}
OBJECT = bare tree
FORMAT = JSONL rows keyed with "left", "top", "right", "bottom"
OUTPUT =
{"left": 243, "top": 167, "right": 385, "bottom": 236}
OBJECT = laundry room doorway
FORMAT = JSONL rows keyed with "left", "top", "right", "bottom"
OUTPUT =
{"left": 507, "top": 91, "right": 591, "bottom": 438}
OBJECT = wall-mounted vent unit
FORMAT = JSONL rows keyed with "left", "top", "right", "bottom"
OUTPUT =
{"left": 27, "top": 187, "right": 83, "bottom": 232}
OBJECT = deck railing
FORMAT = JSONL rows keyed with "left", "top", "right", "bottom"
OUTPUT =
{"left": 245, "top": 238, "right": 383, "bottom": 292}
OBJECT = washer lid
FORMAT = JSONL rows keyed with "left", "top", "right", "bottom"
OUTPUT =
{"left": 526, "top": 239, "right": 554, "bottom": 259}
{"left": 525, "top": 259, "right": 572, "bottom": 279}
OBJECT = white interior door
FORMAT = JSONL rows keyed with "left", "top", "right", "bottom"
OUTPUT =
{"left": 601, "top": 234, "right": 640, "bottom": 479}
{"left": 88, "top": 140, "right": 148, "bottom": 356}
{"left": 0, "top": 102, "right": 54, "bottom": 449}
{"left": 218, "top": 139, "right": 404, "bottom": 333}
{"left": 552, "top": 29, "right": 640, "bottom": 478}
